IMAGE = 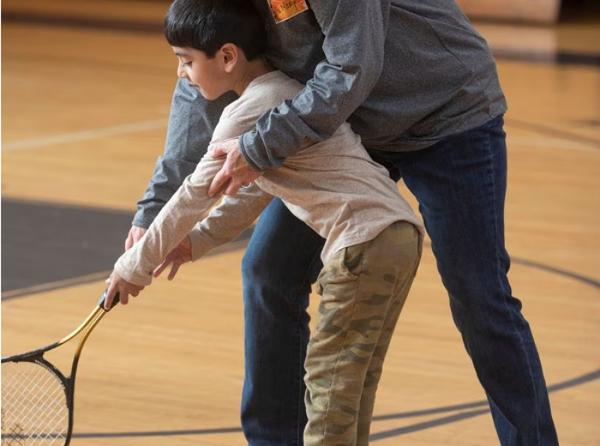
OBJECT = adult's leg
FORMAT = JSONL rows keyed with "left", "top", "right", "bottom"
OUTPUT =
{"left": 368, "top": 116, "right": 558, "bottom": 446}
{"left": 241, "top": 198, "right": 325, "bottom": 446}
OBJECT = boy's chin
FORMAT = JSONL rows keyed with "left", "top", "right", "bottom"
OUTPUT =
{"left": 197, "top": 88, "right": 216, "bottom": 101}
{"left": 200, "top": 89, "right": 230, "bottom": 102}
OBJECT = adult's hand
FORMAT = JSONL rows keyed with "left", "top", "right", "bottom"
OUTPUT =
{"left": 125, "top": 225, "right": 147, "bottom": 251}
{"left": 208, "top": 139, "right": 261, "bottom": 197}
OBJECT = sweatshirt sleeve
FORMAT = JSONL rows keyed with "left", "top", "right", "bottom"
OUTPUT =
{"left": 132, "top": 80, "right": 238, "bottom": 228}
{"left": 238, "top": 0, "right": 389, "bottom": 171}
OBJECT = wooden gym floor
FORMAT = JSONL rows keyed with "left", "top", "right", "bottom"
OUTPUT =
{"left": 2, "top": 1, "right": 599, "bottom": 444}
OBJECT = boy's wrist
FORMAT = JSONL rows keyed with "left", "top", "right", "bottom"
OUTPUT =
{"left": 114, "top": 256, "right": 153, "bottom": 287}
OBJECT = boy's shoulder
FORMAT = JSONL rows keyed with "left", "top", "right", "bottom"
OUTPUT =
{"left": 230, "top": 71, "right": 303, "bottom": 115}
{"left": 215, "top": 72, "right": 302, "bottom": 141}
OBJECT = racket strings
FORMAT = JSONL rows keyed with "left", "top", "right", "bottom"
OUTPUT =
{"left": 2, "top": 362, "right": 69, "bottom": 445}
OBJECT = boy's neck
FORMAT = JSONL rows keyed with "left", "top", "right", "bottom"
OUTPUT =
{"left": 233, "top": 57, "right": 275, "bottom": 96}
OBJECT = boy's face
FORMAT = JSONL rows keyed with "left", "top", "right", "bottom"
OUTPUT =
{"left": 172, "top": 46, "right": 230, "bottom": 100}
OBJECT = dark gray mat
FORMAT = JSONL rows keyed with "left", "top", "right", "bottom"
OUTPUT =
{"left": 2, "top": 199, "right": 135, "bottom": 293}
{"left": 1, "top": 198, "right": 253, "bottom": 297}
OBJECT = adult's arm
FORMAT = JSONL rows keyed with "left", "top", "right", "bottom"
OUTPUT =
{"left": 132, "top": 79, "right": 237, "bottom": 228}
{"left": 238, "top": 0, "right": 389, "bottom": 171}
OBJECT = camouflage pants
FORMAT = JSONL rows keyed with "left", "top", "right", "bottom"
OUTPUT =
{"left": 304, "top": 221, "right": 422, "bottom": 446}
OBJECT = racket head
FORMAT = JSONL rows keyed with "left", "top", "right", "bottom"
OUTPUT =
{"left": 2, "top": 357, "right": 72, "bottom": 446}
{"left": 1, "top": 290, "right": 119, "bottom": 446}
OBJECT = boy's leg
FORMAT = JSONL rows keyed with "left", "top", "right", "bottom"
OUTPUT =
{"left": 304, "top": 221, "right": 421, "bottom": 446}
{"left": 368, "top": 115, "right": 558, "bottom": 446}
{"left": 355, "top": 227, "right": 422, "bottom": 446}
{"left": 241, "top": 198, "right": 324, "bottom": 446}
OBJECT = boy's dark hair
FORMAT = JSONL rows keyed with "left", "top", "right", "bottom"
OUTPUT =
{"left": 164, "top": 0, "right": 266, "bottom": 61}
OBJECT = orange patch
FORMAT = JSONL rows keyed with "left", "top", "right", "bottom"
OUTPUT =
{"left": 269, "top": 0, "right": 309, "bottom": 23}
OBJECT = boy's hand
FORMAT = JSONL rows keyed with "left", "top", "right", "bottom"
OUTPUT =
{"left": 125, "top": 225, "right": 147, "bottom": 251}
{"left": 104, "top": 272, "right": 145, "bottom": 310}
{"left": 154, "top": 236, "right": 193, "bottom": 281}
{"left": 208, "top": 139, "right": 261, "bottom": 197}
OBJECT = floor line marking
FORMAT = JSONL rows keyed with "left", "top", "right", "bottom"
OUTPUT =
{"left": 3, "top": 123, "right": 597, "bottom": 153}
{"left": 2, "top": 119, "right": 167, "bottom": 151}
{"left": 507, "top": 135, "right": 599, "bottom": 152}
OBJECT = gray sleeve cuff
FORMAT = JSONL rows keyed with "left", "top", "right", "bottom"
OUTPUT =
{"left": 238, "top": 133, "right": 264, "bottom": 171}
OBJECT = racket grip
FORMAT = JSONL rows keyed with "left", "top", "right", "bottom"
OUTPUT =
{"left": 99, "top": 290, "right": 120, "bottom": 310}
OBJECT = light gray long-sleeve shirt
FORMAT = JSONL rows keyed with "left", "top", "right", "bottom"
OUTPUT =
{"left": 133, "top": 0, "right": 506, "bottom": 227}
{"left": 116, "top": 71, "right": 423, "bottom": 286}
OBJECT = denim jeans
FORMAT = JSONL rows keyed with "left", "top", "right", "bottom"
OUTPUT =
{"left": 240, "top": 115, "right": 559, "bottom": 446}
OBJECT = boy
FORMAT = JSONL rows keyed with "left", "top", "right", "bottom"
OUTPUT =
{"left": 105, "top": 0, "right": 423, "bottom": 444}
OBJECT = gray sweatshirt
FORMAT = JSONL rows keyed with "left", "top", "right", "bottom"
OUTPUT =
{"left": 116, "top": 71, "right": 423, "bottom": 286}
{"left": 133, "top": 0, "right": 506, "bottom": 227}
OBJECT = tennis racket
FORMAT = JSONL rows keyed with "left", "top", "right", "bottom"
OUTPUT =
{"left": 1, "top": 291, "right": 120, "bottom": 446}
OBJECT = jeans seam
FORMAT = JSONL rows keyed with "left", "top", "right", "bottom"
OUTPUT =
{"left": 482, "top": 128, "right": 541, "bottom": 444}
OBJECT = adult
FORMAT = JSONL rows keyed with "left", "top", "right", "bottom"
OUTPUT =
{"left": 128, "top": 1, "right": 558, "bottom": 445}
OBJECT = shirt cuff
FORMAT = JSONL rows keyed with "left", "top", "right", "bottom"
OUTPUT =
{"left": 113, "top": 250, "right": 154, "bottom": 287}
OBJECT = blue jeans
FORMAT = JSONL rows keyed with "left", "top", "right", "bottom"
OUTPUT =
{"left": 240, "top": 115, "right": 558, "bottom": 446}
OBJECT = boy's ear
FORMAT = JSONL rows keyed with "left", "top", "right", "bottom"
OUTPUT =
{"left": 220, "top": 43, "right": 238, "bottom": 73}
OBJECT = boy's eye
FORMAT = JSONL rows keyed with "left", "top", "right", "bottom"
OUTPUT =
{"left": 182, "top": 61, "right": 192, "bottom": 67}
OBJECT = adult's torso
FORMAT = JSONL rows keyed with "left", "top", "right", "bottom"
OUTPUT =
{"left": 250, "top": 0, "right": 507, "bottom": 151}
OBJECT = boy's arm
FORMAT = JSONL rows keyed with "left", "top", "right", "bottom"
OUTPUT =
{"left": 114, "top": 154, "right": 270, "bottom": 286}
{"left": 187, "top": 184, "right": 272, "bottom": 261}
{"left": 132, "top": 81, "right": 238, "bottom": 228}
{"left": 153, "top": 182, "right": 272, "bottom": 282}
{"left": 238, "top": 1, "right": 389, "bottom": 170}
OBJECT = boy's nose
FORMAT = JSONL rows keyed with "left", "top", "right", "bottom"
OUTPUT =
{"left": 177, "top": 64, "right": 187, "bottom": 79}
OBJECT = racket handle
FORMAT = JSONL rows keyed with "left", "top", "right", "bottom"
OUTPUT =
{"left": 99, "top": 290, "right": 120, "bottom": 310}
